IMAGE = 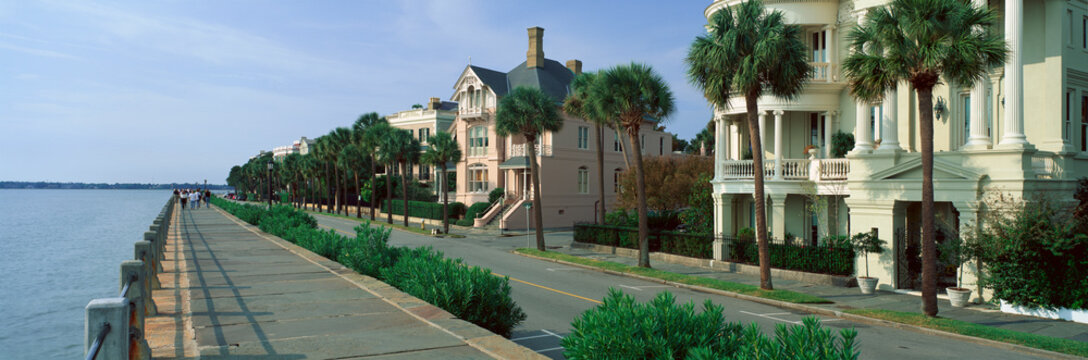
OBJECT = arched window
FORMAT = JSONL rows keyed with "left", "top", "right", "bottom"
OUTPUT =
{"left": 468, "top": 163, "right": 489, "bottom": 192}
{"left": 468, "top": 126, "right": 488, "bottom": 157}
{"left": 577, "top": 167, "right": 589, "bottom": 194}
{"left": 466, "top": 86, "right": 476, "bottom": 108}
{"left": 613, "top": 168, "right": 623, "bottom": 193}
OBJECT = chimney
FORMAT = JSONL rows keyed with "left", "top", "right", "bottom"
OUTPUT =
{"left": 527, "top": 27, "right": 544, "bottom": 68}
{"left": 566, "top": 59, "right": 582, "bottom": 75}
{"left": 428, "top": 97, "right": 441, "bottom": 110}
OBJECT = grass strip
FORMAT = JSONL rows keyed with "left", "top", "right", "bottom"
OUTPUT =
{"left": 303, "top": 209, "right": 439, "bottom": 236}
{"left": 844, "top": 309, "right": 1088, "bottom": 357}
{"left": 515, "top": 248, "right": 831, "bottom": 304}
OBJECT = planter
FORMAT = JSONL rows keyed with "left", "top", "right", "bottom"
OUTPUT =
{"left": 946, "top": 287, "right": 972, "bottom": 307}
{"left": 857, "top": 277, "right": 879, "bottom": 294}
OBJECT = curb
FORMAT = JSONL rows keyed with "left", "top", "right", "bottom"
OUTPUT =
{"left": 514, "top": 250, "right": 1081, "bottom": 360}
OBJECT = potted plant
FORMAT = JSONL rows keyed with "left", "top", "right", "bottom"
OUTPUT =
{"left": 851, "top": 230, "right": 886, "bottom": 294}
{"left": 939, "top": 234, "right": 981, "bottom": 307}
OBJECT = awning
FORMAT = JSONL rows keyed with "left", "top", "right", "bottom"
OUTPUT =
{"left": 499, "top": 156, "right": 529, "bottom": 169}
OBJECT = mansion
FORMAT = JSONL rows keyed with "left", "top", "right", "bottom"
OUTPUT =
{"left": 705, "top": 0, "right": 1088, "bottom": 299}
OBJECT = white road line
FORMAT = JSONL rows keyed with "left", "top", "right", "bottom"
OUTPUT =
{"left": 511, "top": 334, "right": 554, "bottom": 341}
{"left": 618, "top": 284, "right": 673, "bottom": 291}
{"left": 535, "top": 347, "right": 564, "bottom": 353}
{"left": 760, "top": 312, "right": 790, "bottom": 316}
{"left": 618, "top": 284, "right": 643, "bottom": 291}
{"left": 540, "top": 329, "right": 564, "bottom": 339}
{"left": 738, "top": 310, "right": 801, "bottom": 325}
{"left": 545, "top": 268, "right": 580, "bottom": 272}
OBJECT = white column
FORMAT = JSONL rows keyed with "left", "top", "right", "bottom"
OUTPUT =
{"left": 999, "top": 0, "right": 1029, "bottom": 147}
{"left": 827, "top": 26, "right": 836, "bottom": 82}
{"left": 773, "top": 110, "right": 784, "bottom": 179}
{"left": 714, "top": 117, "right": 725, "bottom": 179}
{"left": 964, "top": 0, "right": 992, "bottom": 150}
{"left": 853, "top": 101, "right": 873, "bottom": 152}
{"left": 878, "top": 84, "right": 901, "bottom": 151}
{"left": 823, "top": 111, "right": 834, "bottom": 158}
{"left": 758, "top": 111, "right": 767, "bottom": 155}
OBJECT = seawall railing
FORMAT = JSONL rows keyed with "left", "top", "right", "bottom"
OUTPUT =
{"left": 84, "top": 195, "right": 175, "bottom": 360}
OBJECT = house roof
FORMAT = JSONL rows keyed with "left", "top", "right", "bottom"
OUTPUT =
{"left": 437, "top": 101, "right": 458, "bottom": 111}
{"left": 469, "top": 65, "right": 509, "bottom": 96}
{"left": 498, "top": 156, "right": 529, "bottom": 169}
{"left": 465, "top": 59, "right": 574, "bottom": 102}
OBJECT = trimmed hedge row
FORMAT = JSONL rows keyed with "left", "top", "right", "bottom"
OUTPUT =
{"left": 210, "top": 197, "right": 525, "bottom": 337}
{"left": 574, "top": 224, "right": 712, "bottom": 259}
{"left": 380, "top": 199, "right": 466, "bottom": 221}
{"left": 731, "top": 239, "right": 855, "bottom": 276}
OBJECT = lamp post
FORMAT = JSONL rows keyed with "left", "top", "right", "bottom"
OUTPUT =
{"left": 266, "top": 160, "right": 273, "bottom": 209}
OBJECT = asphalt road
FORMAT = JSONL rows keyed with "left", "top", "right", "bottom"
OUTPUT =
{"left": 312, "top": 213, "right": 1040, "bottom": 360}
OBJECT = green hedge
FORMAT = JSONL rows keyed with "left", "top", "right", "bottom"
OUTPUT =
{"left": 209, "top": 196, "right": 526, "bottom": 336}
{"left": 730, "top": 238, "right": 855, "bottom": 276}
{"left": 465, "top": 202, "right": 490, "bottom": 220}
{"left": 573, "top": 224, "right": 712, "bottom": 259}
{"left": 562, "top": 289, "right": 858, "bottom": 359}
{"left": 381, "top": 199, "right": 466, "bottom": 220}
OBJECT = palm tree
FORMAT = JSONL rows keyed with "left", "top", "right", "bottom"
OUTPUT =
{"left": 377, "top": 127, "right": 409, "bottom": 224}
{"left": 421, "top": 132, "right": 463, "bottom": 234}
{"left": 595, "top": 63, "right": 675, "bottom": 268}
{"left": 299, "top": 154, "right": 317, "bottom": 211}
{"left": 328, "top": 127, "right": 354, "bottom": 215}
{"left": 564, "top": 72, "right": 610, "bottom": 224}
{"left": 395, "top": 133, "right": 421, "bottom": 227}
{"left": 843, "top": 0, "right": 1006, "bottom": 317}
{"left": 338, "top": 144, "right": 369, "bottom": 218}
{"left": 686, "top": 0, "right": 811, "bottom": 288}
{"left": 496, "top": 86, "right": 565, "bottom": 251}
{"left": 354, "top": 112, "right": 387, "bottom": 219}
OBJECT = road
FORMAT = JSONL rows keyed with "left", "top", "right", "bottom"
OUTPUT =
{"left": 312, "top": 213, "right": 1040, "bottom": 360}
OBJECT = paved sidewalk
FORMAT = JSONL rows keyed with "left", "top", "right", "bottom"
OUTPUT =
{"left": 551, "top": 243, "right": 1088, "bottom": 344}
{"left": 146, "top": 205, "right": 542, "bottom": 359}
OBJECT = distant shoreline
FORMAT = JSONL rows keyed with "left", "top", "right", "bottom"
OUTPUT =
{"left": 0, "top": 181, "right": 233, "bottom": 190}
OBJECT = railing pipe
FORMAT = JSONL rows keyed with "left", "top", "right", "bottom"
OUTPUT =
{"left": 85, "top": 298, "right": 129, "bottom": 360}
{"left": 85, "top": 322, "right": 110, "bottom": 360}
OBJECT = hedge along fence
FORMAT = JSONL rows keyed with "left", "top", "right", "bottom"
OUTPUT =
{"left": 574, "top": 224, "right": 855, "bottom": 276}
{"left": 573, "top": 224, "right": 712, "bottom": 259}
{"left": 210, "top": 197, "right": 525, "bottom": 337}
{"left": 381, "top": 199, "right": 466, "bottom": 221}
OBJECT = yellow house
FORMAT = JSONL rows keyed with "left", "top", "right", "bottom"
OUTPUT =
{"left": 706, "top": 0, "right": 1088, "bottom": 299}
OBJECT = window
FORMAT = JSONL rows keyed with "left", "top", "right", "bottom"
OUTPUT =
{"left": 613, "top": 168, "right": 622, "bottom": 193}
{"left": 1069, "top": 10, "right": 1075, "bottom": 46}
{"left": 577, "top": 167, "right": 589, "bottom": 194}
{"left": 1066, "top": 89, "right": 1074, "bottom": 142}
{"left": 409, "top": 129, "right": 415, "bottom": 139}
{"left": 1081, "top": 94, "right": 1088, "bottom": 152}
{"left": 659, "top": 137, "right": 664, "bottom": 155}
{"left": 963, "top": 96, "right": 973, "bottom": 145}
{"left": 1083, "top": 16, "right": 1087, "bottom": 49}
{"left": 419, "top": 128, "right": 430, "bottom": 143}
{"left": 810, "top": 113, "right": 820, "bottom": 148}
{"left": 419, "top": 165, "right": 430, "bottom": 180}
{"left": 468, "top": 165, "right": 488, "bottom": 192}
{"left": 614, "top": 131, "right": 621, "bottom": 152}
{"left": 469, "top": 126, "right": 488, "bottom": 157}
{"left": 577, "top": 126, "right": 589, "bottom": 149}
{"left": 641, "top": 134, "right": 645, "bottom": 151}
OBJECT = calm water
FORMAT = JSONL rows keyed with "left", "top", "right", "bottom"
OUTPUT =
{"left": 0, "top": 189, "right": 173, "bottom": 359}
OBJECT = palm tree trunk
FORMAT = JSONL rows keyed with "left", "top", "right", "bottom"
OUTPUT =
{"left": 334, "top": 167, "right": 342, "bottom": 215}
{"left": 386, "top": 170, "right": 393, "bottom": 224}
{"left": 596, "top": 123, "right": 606, "bottom": 224}
{"left": 341, "top": 171, "right": 348, "bottom": 215}
{"left": 919, "top": 86, "right": 938, "bottom": 317}
{"left": 746, "top": 95, "right": 773, "bottom": 290}
{"left": 369, "top": 160, "right": 377, "bottom": 221}
{"left": 441, "top": 165, "right": 449, "bottom": 234}
{"left": 355, "top": 172, "right": 361, "bottom": 218}
{"left": 615, "top": 125, "right": 633, "bottom": 169}
{"left": 401, "top": 161, "right": 409, "bottom": 227}
{"left": 528, "top": 138, "right": 546, "bottom": 251}
{"left": 629, "top": 130, "right": 650, "bottom": 268}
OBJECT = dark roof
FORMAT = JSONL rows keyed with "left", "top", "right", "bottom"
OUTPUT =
{"left": 469, "top": 65, "right": 509, "bottom": 96}
{"left": 438, "top": 101, "right": 458, "bottom": 111}
{"left": 498, "top": 156, "right": 529, "bottom": 169}
{"left": 506, "top": 59, "right": 574, "bottom": 102}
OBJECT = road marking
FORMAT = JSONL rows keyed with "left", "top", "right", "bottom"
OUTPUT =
{"left": 738, "top": 310, "right": 802, "bottom": 325}
{"left": 492, "top": 272, "right": 602, "bottom": 304}
{"left": 511, "top": 333, "right": 554, "bottom": 341}
{"left": 540, "top": 329, "right": 563, "bottom": 338}
{"left": 535, "top": 347, "right": 564, "bottom": 353}
{"left": 318, "top": 224, "right": 355, "bottom": 237}
{"left": 618, "top": 284, "right": 673, "bottom": 291}
{"left": 545, "top": 267, "right": 580, "bottom": 272}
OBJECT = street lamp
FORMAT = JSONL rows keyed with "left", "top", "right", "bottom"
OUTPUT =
{"left": 266, "top": 160, "right": 273, "bottom": 209}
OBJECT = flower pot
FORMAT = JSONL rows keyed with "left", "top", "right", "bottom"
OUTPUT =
{"left": 857, "top": 277, "right": 879, "bottom": 294}
{"left": 946, "top": 287, "right": 972, "bottom": 307}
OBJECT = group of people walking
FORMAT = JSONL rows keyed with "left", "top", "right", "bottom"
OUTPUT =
{"left": 174, "top": 188, "right": 212, "bottom": 209}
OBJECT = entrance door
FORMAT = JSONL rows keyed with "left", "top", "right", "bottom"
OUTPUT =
{"left": 898, "top": 203, "right": 922, "bottom": 289}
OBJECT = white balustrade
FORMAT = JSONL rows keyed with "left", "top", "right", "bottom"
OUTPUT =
{"left": 719, "top": 158, "right": 849, "bottom": 181}
{"left": 780, "top": 159, "right": 810, "bottom": 179}
{"left": 809, "top": 62, "right": 831, "bottom": 82}
{"left": 818, "top": 158, "right": 850, "bottom": 180}
{"left": 508, "top": 144, "right": 552, "bottom": 157}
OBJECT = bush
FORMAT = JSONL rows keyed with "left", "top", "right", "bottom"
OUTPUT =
{"left": 604, "top": 209, "right": 683, "bottom": 230}
{"left": 381, "top": 247, "right": 526, "bottom": 337}
{"left": 680, "top": 174, "right": 714, "bottom": 234}
{"left": 730, "top": 236, "right": 854, "bottom": 276}
{"left": 574, "top": 224, "right": 711, "bottom": 259}
{"left": 465, "top": 202, "right": 490, "bottom": 220}
{"left": 488, "top": 187, "right": 505, "bottom": 204}
{"left": 382, "top": 199, "right": 465, "bottom": 220}
{"left": 455, "top": 218, "right": 474, "bottom": 227}
{"left": 448, "top": 202, "right": 467, "bottom": 219}
{"left": 831, "top": 131, "right": 854, "bottom": 158}
{"left": 562, "top": 289, "right": 858, "bottom": 359}
{"left": 337, "top": 224, "right": 398, "bottom": 278}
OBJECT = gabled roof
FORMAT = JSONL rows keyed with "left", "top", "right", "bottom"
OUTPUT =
{"left": 437, "top": 101, "right": 458, "bottom": 111}
{"left": 505, "top": 59, "right": 574, "bottom": 102}
{"left": 468, "top": 65, "right": 509, "bottom": 96}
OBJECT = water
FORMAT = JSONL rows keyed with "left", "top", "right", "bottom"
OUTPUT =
{"left": 0, "top": 189, "right": 172, "bottom": 359}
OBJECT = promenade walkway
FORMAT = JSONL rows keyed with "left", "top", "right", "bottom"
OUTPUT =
{"left": 145, "top": 204, "right": 541, "bottom": 359}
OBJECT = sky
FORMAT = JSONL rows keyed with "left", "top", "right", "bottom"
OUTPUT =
{"left": 0, "top": 0, "right": 716, "bottom": 184}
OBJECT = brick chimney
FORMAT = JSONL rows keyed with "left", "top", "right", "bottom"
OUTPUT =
{"left": 527, "top": 27, "right": 544, "bottom": 68}
{"left": 428, "top": 97, "right": 441, "bottom": 110}
{"left": 566, "top": 59, "right": 582, "bottom": 75}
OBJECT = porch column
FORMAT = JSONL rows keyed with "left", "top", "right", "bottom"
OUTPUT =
{"left": 769, "top": 193, "right": 787, "bottom": 242}
{"left": 953, "top": 201, "right": 985, "bottom": 303}
{"left": 758, "top": 110, "right": 768, "bottom": 156}
{"left": 823, "top": 111, "right": 835, "bottom": 158}
{"left": 827, "top": 25, "right": 836, "bottom": 82}
{"left": 878, "top": 84, "right": 901, "bottom": 151}
{"left": 964, "top": 0, "right": 992, "bottom": 150}
{"left": 715, "top": 116, "right": 726, "bottom": 179}
{"left": 999, "top": 0, "right": 1029, "bottom": 148}
{"left": 773, "top": 110, "right": 784, "bottom": 180}
{"left": 852, "top": 101, "right": 874, "bottom": 153}
{"left": 713, "top": 194, "right": 735, "bottom": 261}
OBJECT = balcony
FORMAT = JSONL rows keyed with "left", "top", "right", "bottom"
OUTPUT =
{"left": 508, "top": 143, "right": 552, "bottom": 157}
{"left": 809, "top": 62, "right": 832, "bottom": 82}
{"left": 460, "top": 107, "right": 486, "bottom": 120}
{"left": 719, "top": 158, "right": 848, "bottom": 182}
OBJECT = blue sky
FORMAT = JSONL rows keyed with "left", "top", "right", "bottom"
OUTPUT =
{"left": 0, "top": 1, "right": 715, "bottom": 184}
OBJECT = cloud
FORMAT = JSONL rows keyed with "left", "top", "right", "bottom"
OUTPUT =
{"left": 0, "top": 41, "right": 78, "bottom": 59}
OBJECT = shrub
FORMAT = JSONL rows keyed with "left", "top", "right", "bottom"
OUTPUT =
{"left": 488, "top": 187, "right": 505, "bottom": 204}
{"left": 831, "top": 131, "right": 854, "bottom": 158}
{"left": 464, "top": 202, "right": 490, "bottom": 220}
{"left": 562, "top": 289, "right": 858, "bottom": 359}
{"left": 574, "top": 224, "right": 711, "bottom": 259}
{"left": 605, "top": 209, "right": 636, "bottom": 227}
{"left": 381, "top": 247, "right": 526, "bottom": 337}
{"left": 448, "top": 202, "right": 467, "bottom": 219}
{"left": 381, "top": 199, "right": 463, "bottom": 220}
{"left": 337, "top": 224, "right": 398, "bottom": 278}
{"left": 728, "top": 229, "right": 854, "bottom": 276}
{"left": 680, "top": 174, "right": 714, "bottom": 234}
{"left": 616, "top": 156, "right": 713, "bottom": 210}
{"left": 455, "top": 218, "right": 474, "bottom": 227}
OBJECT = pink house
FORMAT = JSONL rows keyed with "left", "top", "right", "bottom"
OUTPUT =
{"left": 450, "top": 27, "right": 674, "bottom": 230}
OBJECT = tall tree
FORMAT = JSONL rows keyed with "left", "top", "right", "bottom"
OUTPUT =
{"left": 376, "top": 127, "right": 409, "bottom": 224}
{"left": 686, "top": 0, "right": 811, "bottom": 288}
{"left": 338, "top": 144, "right": 369, "bottom": 218}
{"left": 397, "top": 134, "right": 421, "bottom": 227}
{"left": 495, "top": 86, "right": 564, "bottom": 251}
{"left": 843, "top": 0, "right": 1006, "bottom": 316}
{"left": 421, "top": 132, "right": 463, "bottom": 234}
{"left": 594, "top": 63, "right": 675, "bottom": 268}
{"left": 564, "top": 72, "right": 609, "bottom": 224}
{"left": 354, "top": 112, "right": 387, "bottom": 219}
{"left": 328, "top": 127, "right": 353, "bottom": 215}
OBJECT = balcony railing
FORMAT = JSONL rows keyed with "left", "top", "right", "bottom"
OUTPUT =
{"left": 810, "top": 62, "right": 831, "bottom": 82}
{"left": 720, "top": 158, "right": 849, "bottom": 181}
{"left": 508, "top": 144, "right": 552, "bottom": 157}
{"left": 460, "top": 107, "right": 485, "bottom": 119}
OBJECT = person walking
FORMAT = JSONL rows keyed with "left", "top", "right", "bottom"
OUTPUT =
{"left": 189, "top": 190, "right": 200, "bottom": 210}
{"left": 180, "top": 189, "right": 188, "bottom": 209}
{"left": 204, "top": 189, "right": 212, "bottom": 208}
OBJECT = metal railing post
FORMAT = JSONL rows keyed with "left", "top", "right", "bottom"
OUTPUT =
{"left": 85, "top": 298, "right": 130, "bottom": 360}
